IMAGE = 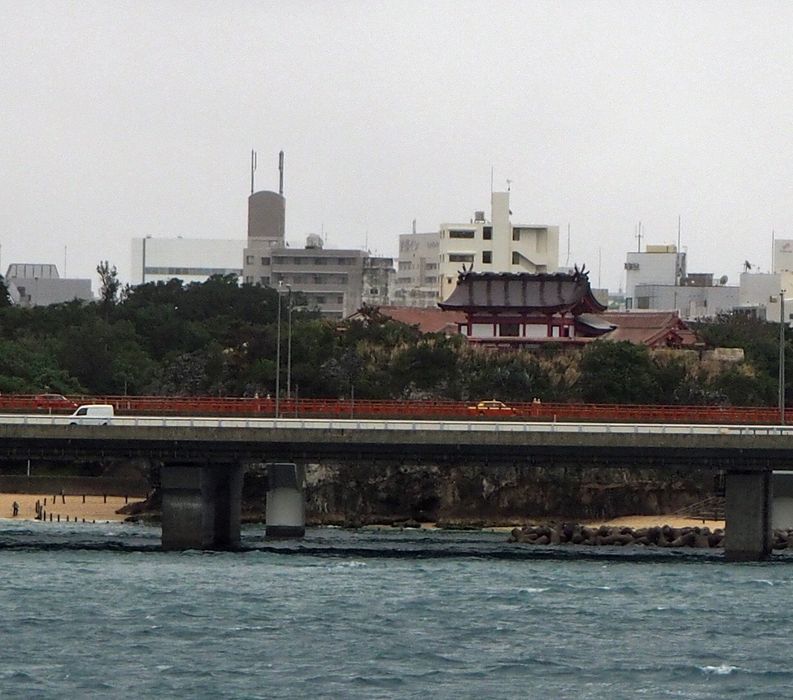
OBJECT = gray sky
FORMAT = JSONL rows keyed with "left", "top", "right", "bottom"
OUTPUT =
{"left": 2, "top": 1, "right": 793, "bottom": 293}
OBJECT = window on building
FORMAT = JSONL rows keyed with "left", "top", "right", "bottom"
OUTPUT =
{"left": 260, "top": 276, "right": 270, "bottom": 285}
{"left": 399, "top": 261, "right": 412, "bottom": 271}
{"left": 512, "top": 229, "right": 520, "bottom": 241}
{"left": 426, "top": 263, "right": 437, "bottom": 270}
{"left": 261, "top": 257, "right": 270, "bottom": 265}
{"left": 337, "top": 295, "right": 344, "bottom": 304}
{"left": 246, "top": 255, "right": 254, "bottom": 265}
{"left": 449, "top": 229, "right": 475, "bottom": 239}
{"left": 482, "top": 251, "right": 492, "bottom": 264}
{"left": 512, "top": 252, "right": 521, "bottom": 265}
{"left": 637, "top": 296, "right": 650, "bottom": 309}
{"left": 449, "top": 253, "right": 475, "bottom": 263}
{"left": 316, "top": 296, "right": 326, "bottom": 304}
{"left": 245, "top": 276, "right": 253, "bottom": 284}
{"left": 483, "top": 226, "right": 492, "bottom": 240}
{"left": 425, "top": 276, "right": 437, "bottom": 283}
{"left": 499, "top": 322, "right": 520, "bottom": 337}
{"left": 313, "top": 275, "right": 322, "bottom": 284}
{"left": 369, "top": 288, "right": 379, "bottom": 295}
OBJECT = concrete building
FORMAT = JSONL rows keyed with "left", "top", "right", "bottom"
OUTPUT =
{"left": 632, "top": 282, "right": 739, "bottom": 319}
{"left": 439, "top": 191, "right": 559, "bottom": 301}
{"left": 130, "top": 237, "right": 244, "bottom": 285}
{"left": 248, "top": 237, "right": 395, "bottom": 319}
{"left": 739, "top": 271, "right": 793, "bottom": 323}
{"left": 241, "top": 153, "right": 395, "bottom": 318}
{"left": 773, "top": 239, "right": 793, "bottom": 274}
{"left": 624, "top": 244, "right": 686, "bottom": 308}
{"left": 393, "top": 230, "right": 441, "bottom": 308}
{"left": 5, "top": 264, "right": 93, "bottom": 307}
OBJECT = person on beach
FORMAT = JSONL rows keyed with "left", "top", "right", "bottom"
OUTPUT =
{"left": 12, "top": 501, "right": 19, "bottom": 517}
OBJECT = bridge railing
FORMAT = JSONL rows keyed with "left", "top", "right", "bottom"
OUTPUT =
{"left": 0, "top": 395, "right": 785, "bottom": 425}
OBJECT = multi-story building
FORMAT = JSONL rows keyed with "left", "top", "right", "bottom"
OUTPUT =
{"left": 5, "top": 263, "right": 93, "bottom": 307}
{"left": 739, "top": 270, "right": 793, "bottom": 323}
{"left": 130, "top": 237, "right": 244, "bottom": 285}
{"left": 438, "top": 191, "right": 559, "bottom": 301}
{"left": 625, "top": 244, "right": 738, "bottom": 320}
{"left": 624, "top": 244, "right": 686, "bottom": 308}
{"left": 241, "top": 154, "right": 394, "bottom": 318}
{"left": 395, "top": 192, "right": 559, "bottom": 306}
{"left": 247, "top": 238, "right": 394, "bottom": 319}
{"left": 393, "top": 231, "right": 441, "bottom": 308}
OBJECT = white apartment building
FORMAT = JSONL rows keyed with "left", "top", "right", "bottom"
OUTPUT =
{"left": 394, "top": 191, "right": 559, "bottom": 306}
{"left": 624, "top": 244, "right": 686, "bottom": 308}
{"left": 393, "top": 231, "right": 441, "bottom": 308}
{"left": 130, "top": 237, "right": 244, "bottom": 285}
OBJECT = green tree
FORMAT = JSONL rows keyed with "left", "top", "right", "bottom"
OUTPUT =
{"left": 578, "top": 341, "right": 661, "bottom": 404}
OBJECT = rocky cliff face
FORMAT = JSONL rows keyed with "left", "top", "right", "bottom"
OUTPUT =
{"left": 242, "top": 462, "right": 715, "bottom": 527}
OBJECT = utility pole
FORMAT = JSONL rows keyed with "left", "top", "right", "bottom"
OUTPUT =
{"left": 780, "top": 290, "right": 786, "bottom": 425}
{"left": 286, "top": 285, "right": 292, "bottom": 404}
{"left": 275, "top": 282, "right": 282, "bottom": 418}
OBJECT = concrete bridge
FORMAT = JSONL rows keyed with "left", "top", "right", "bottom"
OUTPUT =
{"left": 0, "top": 414, "right": 791, "bottom": 560}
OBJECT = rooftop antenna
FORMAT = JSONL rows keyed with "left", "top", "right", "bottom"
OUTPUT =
{"left": 412, "top": 218, "right": 416, "bottom": 235}
{"left": 677, "top": 215, "right": 681, "bottom": 251}
{"left": 565, "top": 223, "right": 571, "bottom": 268}
{"left": 598, "top": 247, "right": 602, "bottom": 288}
{"left": 506, "top": 178, "right": 512, "bottom": 192}
{"left": 636, "top": 220, "right": 643, "bottom": 252}
{"left": 63, "top": 246, "right": 67, "bottom": 277}
{"left": 278, "top": 150, "right": 284, "bottom": 195}
{"left": 250, "top": 149, "right": 257, "bottom": 195}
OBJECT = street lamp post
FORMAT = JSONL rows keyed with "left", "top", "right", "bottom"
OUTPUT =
{"left": 286, "top": 285, "right": 292, "bottom": 404}
{"left": 780, "top": 289, "right": 787, "bottom": 425}
{"left": 275, "top": 282, "right": 282, "bottom": 418}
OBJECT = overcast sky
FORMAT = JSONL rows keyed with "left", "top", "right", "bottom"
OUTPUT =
{"left": 2, "top": 1, "right": 793, "bottom": 293}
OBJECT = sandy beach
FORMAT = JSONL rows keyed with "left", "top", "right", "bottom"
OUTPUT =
{"left": 583, "top": 514, "right": 725, "bottom": 530}
{"left": 0, "top": 493, "right": 145, "bottom": 523}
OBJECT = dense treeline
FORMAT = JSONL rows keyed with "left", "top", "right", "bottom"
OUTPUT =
{"left": 0, "top": 273, "right": 787, "bottom": 405}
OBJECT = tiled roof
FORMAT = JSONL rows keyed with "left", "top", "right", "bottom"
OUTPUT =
{"left": 354, "top": 306, "right": 465, "bottom": 335}
{"left": 597, "top": 311, "right": 702, "bottom": 347}
{"left": 438, "top": 272, "right": 607, "bottom": 313}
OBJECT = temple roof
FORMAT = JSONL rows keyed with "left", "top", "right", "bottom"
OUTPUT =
{"left": 438, "top": 270, "right": 607, "bottom": 314}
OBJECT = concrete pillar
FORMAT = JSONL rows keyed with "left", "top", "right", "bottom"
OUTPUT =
{"left": 161, "top": 464, "right": 243, "bottom": 551}
{"left": 772, "top": 471, "right": 793, "bottom": 529}
{"left": 265, "top": 462, "right": 305, "bottom": 538}
{"left": 724, "top": 471, "right": 772, "bottom": 562}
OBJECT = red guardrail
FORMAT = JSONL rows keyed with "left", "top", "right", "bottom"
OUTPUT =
{"left": 0, "top": 394, "right": 785, "bottom": 425}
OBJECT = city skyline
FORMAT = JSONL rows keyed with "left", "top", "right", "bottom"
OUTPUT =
{"left": 2, "top": 2, "right": 793, "bottom": 292}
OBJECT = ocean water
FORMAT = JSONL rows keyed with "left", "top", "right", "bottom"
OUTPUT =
{"left": 1, "top": 522, "right": 792, "bottom": 699}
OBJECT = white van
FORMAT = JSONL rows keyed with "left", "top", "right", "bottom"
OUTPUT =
{"left": 69, "top": 404, "right": 115, "bottom": 425}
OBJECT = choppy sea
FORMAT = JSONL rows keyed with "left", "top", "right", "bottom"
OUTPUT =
{"left": 0, "top": 521, "right": 792, "bottom": 699}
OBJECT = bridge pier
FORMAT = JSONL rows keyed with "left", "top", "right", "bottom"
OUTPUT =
{"left": 160, "top": 464, "right": 243, "bottom": 550}
{"left": 265, "top": 462, "right": 305, "bottom": 538}
{"left": 772, "top": 471, "right": 793, "bottom": 529}
{"left": 724, "top": 471, "right": 772, "bottom": 562}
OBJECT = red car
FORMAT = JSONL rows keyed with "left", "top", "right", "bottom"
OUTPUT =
{"left": 33, "top": 394, "right": 78, "bottom": 411}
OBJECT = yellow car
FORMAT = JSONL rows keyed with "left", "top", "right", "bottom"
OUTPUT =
{"left": 469, "top": 399, "right": 515, "bottom": 415}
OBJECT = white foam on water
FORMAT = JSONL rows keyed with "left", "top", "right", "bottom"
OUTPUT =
{"left": 700, "top": 663, "right": 738, "bottom": 675}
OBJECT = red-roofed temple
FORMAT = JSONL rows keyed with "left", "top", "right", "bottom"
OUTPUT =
{"left": 437, "top": 270, "right": 700, "bottom": 348}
